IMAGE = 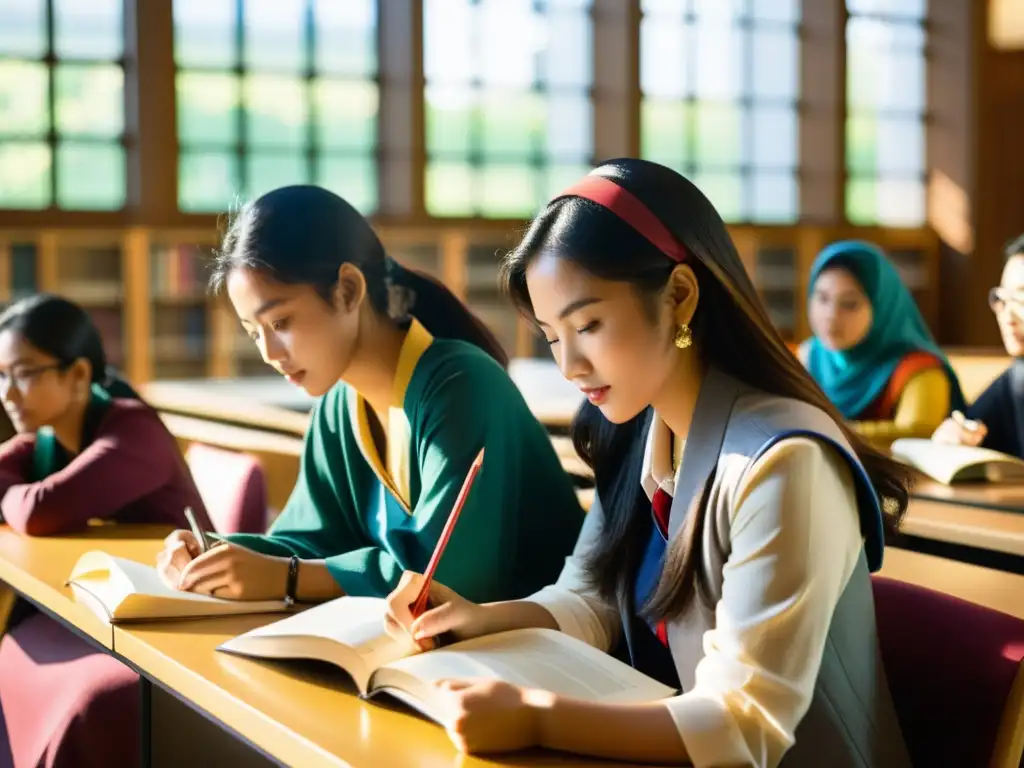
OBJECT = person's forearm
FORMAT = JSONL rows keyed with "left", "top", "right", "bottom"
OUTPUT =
{"left": 296, "top": 560, "right": 346, "bottom": 601}
{"left": 526, "top": 692, "right": 688, "bottom": 764}
{"left": 478, "top": 600, "right": 560, "bottom": 635}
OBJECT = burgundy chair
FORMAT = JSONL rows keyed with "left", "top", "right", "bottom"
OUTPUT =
{"left": 872, "top": 575, "right": 1024, "bottom": 767}
{"left": 185, "top": 443, "right": 268, "bottom": 535}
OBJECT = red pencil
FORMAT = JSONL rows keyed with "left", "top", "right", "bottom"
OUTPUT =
{"left": 411, "top": 447, "right": 485, "bottom": 619}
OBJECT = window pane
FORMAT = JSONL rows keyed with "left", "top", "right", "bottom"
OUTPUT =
{"left": 876, "top": 116, "right": 924, "bottom": 174}
{"left": 543, "top": 9, "right": 591, "bottom": 87}
{"left": 313, "top": 0, "right": 377, "bottom": 75}
{"left": 546, "top": 94, "right": 591, "bottom": 160}
{"left": 314, "top": 80, "right": 378, "bottom": 151}
{"left": 55, "top": 64, "right": 124, "bottom": 138}
{"left": 752, "top": 173, "right": 798, "bottom": 223}
{"left": 425, "top": 162, "right": 475, "bottom": 216}
{"left": 0, "top": 0, "right": 47, "bottom": 58}
{"left": 243, "top": 75, "right": 308, "bottom": 148}
{"left": 694, "top": 22, "right": 743, "bottom": 100}
{"left": 846, "top": 114, "right": 877, "bottom": 174}
{"left": 245, "top": 152, "right": 308, "bottom": 198}
{"left": 425, "top": 0, "right": 592, "bottom": 217}
{"left": 751, "top": 0, "right": 801, "bottom": 23}
{"left": 641, "top": 99, "right": 691, "bottom": 166}
{"left": 53, "top": 0, "right": 122, "bottom": 60}
{"left": 243, "top": 0, "right": 306, "bottom": 72}
{"left": 0, "top": 62, "right": 49, "bottom": 136}
{"left": 316, "top": 155, "right": 377, "bottom": 214}
{"left": 425, "top": 86, "right": 475, "bottom": 157}
{"left": 179, "top": 150, "right": 240, "bottom": 212}
{"left": 752, "top": 28, "right": 799, "bottom": 101}
{"left": 480, "top": 91, "right": 543, "bottom": 158}
{"left": 56, "top": 142, "right": 125, "bottom": 210}
{"left": 847, "top": 0, "right": 927, "bottom": 20}
{"left": 693, "top": 172, "right": 743, "bottom": 221}
{"left": 752, "top": 106, "right": 797, "bottom": 169}
{"left": 424, "top": 0, "right": 474, "bottom": 83}
{"left": 177, "top": 72, "right": 240, "bottom": 145}
{"left": 695, "top": 102, "right": 742, "bottom": 167}
{"left": 640, "top": 17, "right": 693, "bottom": 98}
{"left": 480, "top": 164, "right": 538, "bottom": 217}
{"left": 875, "top": 177, "right": 926, "bottom": 225}
{"left": 0, "top": 142, "right": 51, "bottom": 209}
{"left": 174, "top": 0, "right": 237, "bottom": 68}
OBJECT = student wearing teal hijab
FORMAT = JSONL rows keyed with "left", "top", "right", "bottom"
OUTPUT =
{"left": 799, "top": 240, "right": 965, "bottom": 445}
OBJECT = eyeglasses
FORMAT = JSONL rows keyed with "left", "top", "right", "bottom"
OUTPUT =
{"left": 0, "top": 364, "right": 65, "bottom": 395}
{"left": 988, "top": 287, "right": 1024, "bottom": 315}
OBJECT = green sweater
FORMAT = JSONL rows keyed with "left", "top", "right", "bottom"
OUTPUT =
{"left": 227, "top": 326, "right": 584, "bottom": 603}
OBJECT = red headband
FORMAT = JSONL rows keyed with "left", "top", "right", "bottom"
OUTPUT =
{"left": 556, "top": 175, "right": 688, "bottom": 263}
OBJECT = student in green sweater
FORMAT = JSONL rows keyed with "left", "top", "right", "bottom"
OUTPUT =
{"left": 156, "top": 185, "right": 584, "bottom": 605}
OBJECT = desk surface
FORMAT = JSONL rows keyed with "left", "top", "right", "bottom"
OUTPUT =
{"left": 145, "top": 358, "right": 584, "bottom": 431}
{"left": 903, "top": 497, "right": 1024, "bottom": 557}
{"left": 912, "top": 478, "right": 1024, "bottom": 511}
{"left": 0, "top": 524, "right": 171, "bottom": 648}
{"left": 880, "top": 547, "right": 1024, "bottom": 619}
{"left": 113, "top": 616, "right": 635, "bottom": 768}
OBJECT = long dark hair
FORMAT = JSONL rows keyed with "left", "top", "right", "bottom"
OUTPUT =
{"left": 0, "top": 294, "right": 139, "bottom": 399}
{"left": 209, "top": 185, "right": 508, "bottom": 367}
{"left": 500, "top": 159, "right": 912, "bottom": 621}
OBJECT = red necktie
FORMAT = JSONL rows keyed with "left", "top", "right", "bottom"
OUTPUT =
{"left": 651, "top": 488, "right": 672, "bottom": 646}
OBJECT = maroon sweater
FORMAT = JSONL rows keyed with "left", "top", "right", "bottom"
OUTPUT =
{"left": 0, "top": 399, "right": 211, "bottom": 536}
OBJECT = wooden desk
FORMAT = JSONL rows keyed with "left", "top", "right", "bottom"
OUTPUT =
{"left": 880, "top": 547, "right": 1024, "bottom": 619}
{"left": 913, "top": 478, "right": 1024, "bottom": 512}
{"left": 903, "top": 498, "right": 1024, "bottom": 558}
{"left": 113, "top": 616, "right": 636, "bottom": 768}
{"left": 0, "top": 524, "right": 171, "bottom": 648}
{"left": 143, "top": 380, "right": 312, "bottom": 436}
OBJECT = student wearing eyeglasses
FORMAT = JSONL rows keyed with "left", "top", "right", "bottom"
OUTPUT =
{"left": 0, "top": 294, "right": 211, "bottom": 768}
{"left": 933, "top": 235, "right": 1024, "bottom": 458}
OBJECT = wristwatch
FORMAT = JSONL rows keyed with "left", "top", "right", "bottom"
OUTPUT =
{"left": 284, "top": 556, "right": 299, "bottom": 607}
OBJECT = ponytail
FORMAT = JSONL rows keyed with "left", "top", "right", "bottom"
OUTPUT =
{"left": 389, "top": 262, "right": 509, "bottom": 368}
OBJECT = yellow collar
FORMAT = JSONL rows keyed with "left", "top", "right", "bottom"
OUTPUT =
{"left": 348, "top": 318, "right": 434, "bottom": 511}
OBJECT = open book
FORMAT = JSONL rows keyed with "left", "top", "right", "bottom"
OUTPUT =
{"left": 891, "top": 438, "right": 1024, "bottom": 485}
{"left": 218, "top": 597, "right": 676, "bottom": 727}
{"left": 66, "top": 551, "right": 291, "bottom": 623}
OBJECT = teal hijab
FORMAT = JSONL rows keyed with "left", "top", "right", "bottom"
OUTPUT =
{"left": 31, "top": 383, "right": 112, "bottom": 481}
{"left": 805, "top": 241, "right": 965, "bottom": 419}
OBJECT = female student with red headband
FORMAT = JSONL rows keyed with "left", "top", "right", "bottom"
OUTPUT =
{"left": 384, "top": 159, "right": 913, "bottom": 767}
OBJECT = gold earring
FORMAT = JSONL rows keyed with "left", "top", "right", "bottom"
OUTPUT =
{"left": 674, "top": 323, "right": 692, "bottom": 349}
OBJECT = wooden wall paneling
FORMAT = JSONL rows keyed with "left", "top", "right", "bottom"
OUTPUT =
{"left": 36, "top": 233, "right": 59, "bottom": 294}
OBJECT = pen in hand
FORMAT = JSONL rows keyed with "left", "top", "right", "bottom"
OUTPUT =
{"left": 183, "top": 506, "right": 211, "bottom": 554}
{"left": 952, "top": 410, "right": 981, "bottom": 433}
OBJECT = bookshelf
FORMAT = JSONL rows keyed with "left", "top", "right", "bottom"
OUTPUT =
{"left": 0, "top": 224, "right": 940, "bottom": 384}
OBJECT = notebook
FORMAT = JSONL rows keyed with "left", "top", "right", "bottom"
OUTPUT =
{"left": 218, "top": 596, "right": 676, "bottom": 728}
{"left": 65, "top": 551, "right": 291, "bottom": 623}
{"left": 890, "top": 438, "right": 1024, "bottom": 485}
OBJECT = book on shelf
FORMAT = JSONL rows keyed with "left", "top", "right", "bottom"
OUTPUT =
{"left": 218, "top": 596, "right": 676, "bottom": 728}
{"left": 891, "top": 438, "right": 1024, "bottom": 485}
{"left": 65, "top": 551, "right": 291, "bottom": 623}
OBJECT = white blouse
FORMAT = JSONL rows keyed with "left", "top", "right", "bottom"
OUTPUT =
{"left": 525, "top": 413, "right": 865, "bottom": 768}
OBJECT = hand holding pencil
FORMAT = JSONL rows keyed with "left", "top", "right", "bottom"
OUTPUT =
{"left": 383, "top": 448, "right": 490, "bottom": 650}
{"left": 932, "top": 410, "right": 988, "bottom": 447}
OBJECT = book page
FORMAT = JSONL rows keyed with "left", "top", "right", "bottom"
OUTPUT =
{"left": 374, "top": 628, "right": 675, "bottom": 705}
{"left": 218, "top": 597, "right": 413, "bottom": 692}
{"left": 891, "top": 439, "right": 1024, "bottom": 485}
{"left": 67, "top": 552, "right": 287, "bottom": 620}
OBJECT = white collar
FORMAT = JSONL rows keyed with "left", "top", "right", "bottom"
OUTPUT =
{"left": 640, "top": 413, "right": 684, "bottom": 502}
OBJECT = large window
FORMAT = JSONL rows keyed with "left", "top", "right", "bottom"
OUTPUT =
{"left": 0, "top": 0, "right": 125, "bottom": 210}
{"left": 424, "top": 0, "right": 593, "bottom": 218}
{"left": 639, "top": 0, "right": 801, "bottom": 223}
{"left": 173, "top": 0, "right": 378, "bottom": 214}
{"left": 845, "top": 0, "right": 927, "bottom": 225}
